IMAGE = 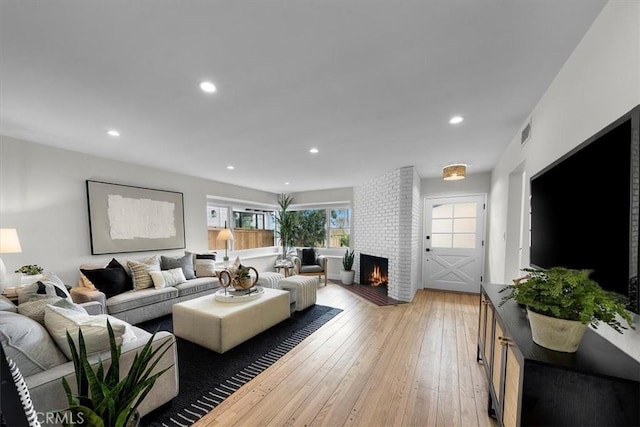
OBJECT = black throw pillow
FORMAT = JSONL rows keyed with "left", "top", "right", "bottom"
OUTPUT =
{"left": 80, "top": 258, "right": 133, "bottom": 298}
{"left": 302, "top": 248, "right": 316, "bottom": 266}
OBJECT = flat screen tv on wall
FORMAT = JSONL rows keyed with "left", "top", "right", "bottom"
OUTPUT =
{"left": 530, "top": 105, "right": 639, "bottom": 314}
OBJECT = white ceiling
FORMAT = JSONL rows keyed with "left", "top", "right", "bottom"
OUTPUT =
{"left": 0, "top": 0, "right": 607, "bottom": 194}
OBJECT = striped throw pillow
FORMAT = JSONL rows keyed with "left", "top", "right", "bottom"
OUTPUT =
{"left": 127, "top": 256, "right": 161, "bottom": 290}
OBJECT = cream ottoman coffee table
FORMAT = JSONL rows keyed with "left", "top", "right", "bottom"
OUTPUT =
{"left": 172, "top": 287, "right": 290, "bottom": 353}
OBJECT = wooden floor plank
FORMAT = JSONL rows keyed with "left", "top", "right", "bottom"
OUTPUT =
{"left": 194, "top": 283, "right": 497, "bottom": 427}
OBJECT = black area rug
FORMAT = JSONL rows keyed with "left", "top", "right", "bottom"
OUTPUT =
{"left": 136, "top": 304, "right": 342, "bottom": 427}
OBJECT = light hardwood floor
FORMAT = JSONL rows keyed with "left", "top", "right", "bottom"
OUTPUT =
{"left": 195, "top": 283, "right": 497, "bottom": 427}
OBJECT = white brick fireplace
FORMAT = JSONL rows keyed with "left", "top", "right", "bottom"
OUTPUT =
{"left": 353, "top": 166, "right": 421, "bottom": 302}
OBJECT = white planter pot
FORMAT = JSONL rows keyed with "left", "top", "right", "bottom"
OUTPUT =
{"left": 527, "top": 308, "right": 588, "bottom": 353}
{"left": 340, "top": 270, "right": 355, "bottom": 285}
{"left": 20, "top": 274, "right": 43, "bottom": 285}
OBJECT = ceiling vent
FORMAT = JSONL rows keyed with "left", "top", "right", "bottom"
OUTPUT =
{"left": 521, "top": 119, "right": 532, "bottom": 145}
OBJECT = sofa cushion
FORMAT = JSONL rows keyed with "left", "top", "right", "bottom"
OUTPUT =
{"left": 127, "top": 256, "right": 161, "bottom": 290}
{"left": 0, "top": 311, "right": 68, "bottom": 377}
{"left": 43, "top": 304, "right": 136, "bottom": 359}
{"left": 0, "top": 295, "right": 17, "bottom": 312}
{"left": 105, "top": 287, "right": 178, "bottom": 315}
{"left": 80, "top": 258, "right": 133, "bottom": 298}
{"left": 161, "top": 254, "right": 196, "bottom": 280}
{"left": 150, "top": 268, "right": 187, "bottom": 289}
{"left": 174, "top": 278, "right": 218, "bottom": 297}
{"left": 300, "top": 264, "right": 324, "bottom": 273}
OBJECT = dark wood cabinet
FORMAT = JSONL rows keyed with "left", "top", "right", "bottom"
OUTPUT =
{"left": 477, "top": 283, "right": 640, "bottom": 427}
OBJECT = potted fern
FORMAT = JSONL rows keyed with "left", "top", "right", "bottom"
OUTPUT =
{"left": 499, "top": 267, "right": 634, "bottom": 352}
{"left": 60, "top": 320, "right": 173, "bottom": 426}
{"left": 340, "top": 249, "right": 355, "bottom": 285}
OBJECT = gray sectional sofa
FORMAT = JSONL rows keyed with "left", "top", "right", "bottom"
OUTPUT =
{"left": 0, "top": 294, "right": 178, "bottom": 424}
{"left": 70, "top": 252, "right": 221, "bottom": 325}
{"left": 71, "top": 276, "right": 219, "bottom": 324}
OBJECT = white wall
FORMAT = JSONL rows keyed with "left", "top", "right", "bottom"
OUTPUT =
{"left": 290, "top": 188, "right": 353, "bottom": 205}
{"left": 0, "top": 135, "right": 278, "bottom": 284}
{"left": 488, "top": 1, "right": 640, "bottom": 360}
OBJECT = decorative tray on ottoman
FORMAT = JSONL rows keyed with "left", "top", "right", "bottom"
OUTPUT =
{"left": 215, "top": 286, "right": 264, "bottom": 303}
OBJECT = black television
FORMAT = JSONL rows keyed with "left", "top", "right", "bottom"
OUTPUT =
{"left": 530, "top": 105, "right": 639, "bottom": 314}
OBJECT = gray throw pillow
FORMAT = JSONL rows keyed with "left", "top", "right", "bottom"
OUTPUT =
{"left": 161, "top": 254, "right": 196, "bottom": 280}
{"left": 0, "top": 311, "right": 68, "bottom": 377}
{"left": 0, "top": 295, "right": 17, "bottom": 313}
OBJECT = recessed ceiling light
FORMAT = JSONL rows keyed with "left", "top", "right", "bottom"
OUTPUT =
{"left": 284, "top": 182, "right": 290, "bottom": 186}
{"left": 309, "top": 148, "right": 319, "bottom": 154}
{"left": 226, "top": 165, "right": 234, "bottom": 170}
{"left": 107, "top": 130, "right": 120, "bottom": 137}
{"left": 199, "top": 81, "right": 217, "bottom": 93}
{"left": 449, "top": 116, "right": 464, "bottom": 124}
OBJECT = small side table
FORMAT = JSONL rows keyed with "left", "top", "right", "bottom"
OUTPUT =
{"left": 275, "top": 262, "right": 294, "bottom": 277}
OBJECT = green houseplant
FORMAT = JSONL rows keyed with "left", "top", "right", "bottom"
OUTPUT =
{"left": 499, "top": 266, "right": 634, "bottom": 352}
{"left": 275, "top": 193, "right": 295, "bottom": 261}
{"left": 340, "top": 249, "right": 356, "bottom": 285}
{"left": 60, "top": 320, "right": 173, "bottom": 427}
{"left": 15, "top": 264, "right": 44, "bottom": 284}
{"left": 15, "top": 264, "right": 44, "bottom": 275}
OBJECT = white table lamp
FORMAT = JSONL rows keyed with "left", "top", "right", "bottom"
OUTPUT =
{"left": 216, "top": 222, "right": 234, "bottom": 265}
{"left": 0, "top": 228, "right": 22, "bottom": 291}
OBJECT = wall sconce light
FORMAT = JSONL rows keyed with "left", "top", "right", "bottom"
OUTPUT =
{"left": 443, "top": 164, "right": 466, "bottom": 181}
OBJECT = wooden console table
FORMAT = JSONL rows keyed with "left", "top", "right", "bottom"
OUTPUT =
{"left": 477, "top": 283, "right": 639, "bottom": 427}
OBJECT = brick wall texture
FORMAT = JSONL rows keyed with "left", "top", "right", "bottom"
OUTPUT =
{"left": 354, "top": 166, "right": 421, "bottom": 302}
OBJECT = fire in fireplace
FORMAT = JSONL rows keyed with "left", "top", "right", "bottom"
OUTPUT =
{"left": 360, "top": 254, "right": 388, "bottom": 287}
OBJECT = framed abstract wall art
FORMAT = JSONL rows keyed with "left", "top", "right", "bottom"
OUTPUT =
{"left": 86, "top": 180, "right": 186, "bottom": 254}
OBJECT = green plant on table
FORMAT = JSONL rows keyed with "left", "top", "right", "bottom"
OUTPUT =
{"left": 499, "top": 266, "right": 634, "bottom": 333}
{"left": 60, "top": 320, "right": 173, "bottom": 427}
{"left": 342, "top": 249, "right": 355, "bottom": 271}
{"left": 14, "top": 264, "right": 43, "bottom": 275}
{"left": 236, "top": 265, "right": 251, "bottom": 280}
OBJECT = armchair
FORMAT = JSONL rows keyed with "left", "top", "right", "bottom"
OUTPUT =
{"left": 292, "top": 248, "right": 328, "bottom": 286}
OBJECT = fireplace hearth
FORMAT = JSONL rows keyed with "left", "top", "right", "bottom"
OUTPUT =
{"left": 360, "top": 254, "right": 388, "bottom": 287}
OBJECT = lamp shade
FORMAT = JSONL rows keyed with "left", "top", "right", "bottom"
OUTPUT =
{"left": 0, "top": 229, "right": 22, "bottom": 253}
{"left": 443, "top": 164, "right": 466, "bottom": 181}
{"left": 217, "top": 228, "right": 234, "bottom": 241}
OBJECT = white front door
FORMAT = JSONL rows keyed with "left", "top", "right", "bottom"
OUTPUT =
{"left": 423, "top": 195, "right": 486, "bottom": 293}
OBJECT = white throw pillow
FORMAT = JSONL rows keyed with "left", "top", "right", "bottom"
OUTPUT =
{"left": 43, "top": 304, "right": 136, "bottom": 359}
{"left": 149, "top": 267, "right": 187, "bottom": 289}
{"left": 38, "top": 272, "right": 72, "bottom": 302}
{"left": 185, "top": 251, "right": 217, "bottom": 277}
